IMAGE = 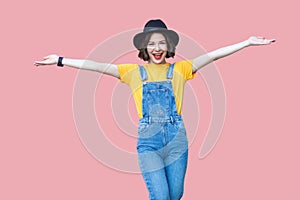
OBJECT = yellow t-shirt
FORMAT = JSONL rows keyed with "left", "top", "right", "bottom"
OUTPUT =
{"left": 117, "top": 60, "right": 196, "bottom": 118}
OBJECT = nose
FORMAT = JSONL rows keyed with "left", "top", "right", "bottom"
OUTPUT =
{"left": 154, "top": 43, "right": 160, "bottom": 51}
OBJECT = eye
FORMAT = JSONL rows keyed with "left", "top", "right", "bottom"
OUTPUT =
{"left": 159, "top": 41, "right": 167, "bottom": 45}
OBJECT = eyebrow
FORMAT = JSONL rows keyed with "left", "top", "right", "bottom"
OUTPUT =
{"left": 148, "top": 40, "right": 167, "bottom": 43}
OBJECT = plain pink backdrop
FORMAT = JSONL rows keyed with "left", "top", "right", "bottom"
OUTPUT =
{"left": 1, "top": 0, "right": 299, "bottom": 199}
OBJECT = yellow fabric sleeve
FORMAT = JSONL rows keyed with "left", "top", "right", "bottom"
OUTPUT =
{"left": 117, "top": 63, "right": 139, "bottom": 83}
{"left": 174, "top": 60, "right": 196, "bottom": 80}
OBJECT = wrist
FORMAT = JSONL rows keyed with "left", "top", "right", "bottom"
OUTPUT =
{"left": 242, "top": 39, "right": 251, "bottom": 47}
{"left": 57, "top": 57, "right": 64, "bottom": 67}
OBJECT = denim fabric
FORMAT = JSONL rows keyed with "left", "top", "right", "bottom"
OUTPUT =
{"left": 137, "top": 63, "right": 188, "bottom": 200}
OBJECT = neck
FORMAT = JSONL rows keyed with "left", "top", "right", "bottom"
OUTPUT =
{"left": 148, "top": 60, "right": 167, "bottom": 65}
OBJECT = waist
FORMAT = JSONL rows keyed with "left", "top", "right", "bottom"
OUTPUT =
{"left": 139, "top": 115, "right": 182, "bottom": 124}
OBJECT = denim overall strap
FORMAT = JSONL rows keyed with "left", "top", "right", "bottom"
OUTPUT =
{"left": 138, "top": 65, "right": 148, "bottom": 82}
{"left": 166, "top": 63, "right": 175, "bottom": 79}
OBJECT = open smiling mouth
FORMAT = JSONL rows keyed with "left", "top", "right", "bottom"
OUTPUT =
{"left": 153, "top": 53, "right": 163, "bottom": 60}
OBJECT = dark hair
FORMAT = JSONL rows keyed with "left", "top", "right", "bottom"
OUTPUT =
{"left": 138, "top": 32, "right": 176, "bottom": 61}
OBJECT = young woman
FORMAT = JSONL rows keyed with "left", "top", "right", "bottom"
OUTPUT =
{"left": 35, "top": 19, "right": 275, "bottom": 200}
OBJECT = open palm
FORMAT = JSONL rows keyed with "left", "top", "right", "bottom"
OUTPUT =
{"left": 248, "top": 36, "right": 275, "bottom": 46}
{"left": 34, "top": 54, "right": 59, "bottom": 66}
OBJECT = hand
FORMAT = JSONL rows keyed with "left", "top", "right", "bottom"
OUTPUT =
{"left": 247, "top": 36, "right": 276, "bottom": 46}
{"left": 34, "top": 54, "right": 59, "bottom": 66}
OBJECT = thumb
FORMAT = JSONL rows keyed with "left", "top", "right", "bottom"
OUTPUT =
{"left": 43, "top": 55, "right": 51, "bottom": 60}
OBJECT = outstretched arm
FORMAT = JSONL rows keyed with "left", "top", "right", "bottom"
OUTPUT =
{"left": 34, "top": 54, "right": 120, "bottom": 78}
{"left": 192, "top": 36, "right": 275, "bottom": 73}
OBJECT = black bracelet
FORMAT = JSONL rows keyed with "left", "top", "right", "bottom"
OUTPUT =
{"left": 57, "top": 57, "right": 64, "bottom": 67}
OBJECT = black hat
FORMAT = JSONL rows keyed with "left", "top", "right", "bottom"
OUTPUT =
{"left": 133, "top": 19, "right": 179, "bottom": 49}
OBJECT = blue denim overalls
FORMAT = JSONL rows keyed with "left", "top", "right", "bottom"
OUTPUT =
{"left": 137, "top": 63, "right": 188, "bottom": 200}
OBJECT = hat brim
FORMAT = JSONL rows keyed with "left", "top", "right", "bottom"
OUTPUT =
{"left": 133, "top": 29, "right": 179, "bottom": 49}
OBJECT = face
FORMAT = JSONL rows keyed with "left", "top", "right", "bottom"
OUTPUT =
{"left": 146, "top": 33, "right": 168, "bottom": 64}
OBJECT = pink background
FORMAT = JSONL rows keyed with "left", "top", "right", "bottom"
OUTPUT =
{"left": 1, "top": 0, "right": 299, "bottom": 199}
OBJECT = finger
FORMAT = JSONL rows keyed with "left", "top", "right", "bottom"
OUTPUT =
{"left": 35, "top": 61, "right": 46, "bottom": 65}
{"left": 34, "top": 62, "right": 41, "bottom": 66}
{"left": 265, "top": 39, "right": 275, "bottom": 44}
{"left": 43, "top": 55, "right": 50, "bottom": 59}
{"left": 256, "top": 36, "right": 264, "bottom": 39}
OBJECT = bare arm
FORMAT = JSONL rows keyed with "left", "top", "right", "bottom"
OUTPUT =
{"left": 34, "top": 54, "right": 120, "bottom": 78}
{"left": 192, "top": 36, "right": 276, "bottom": 73}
